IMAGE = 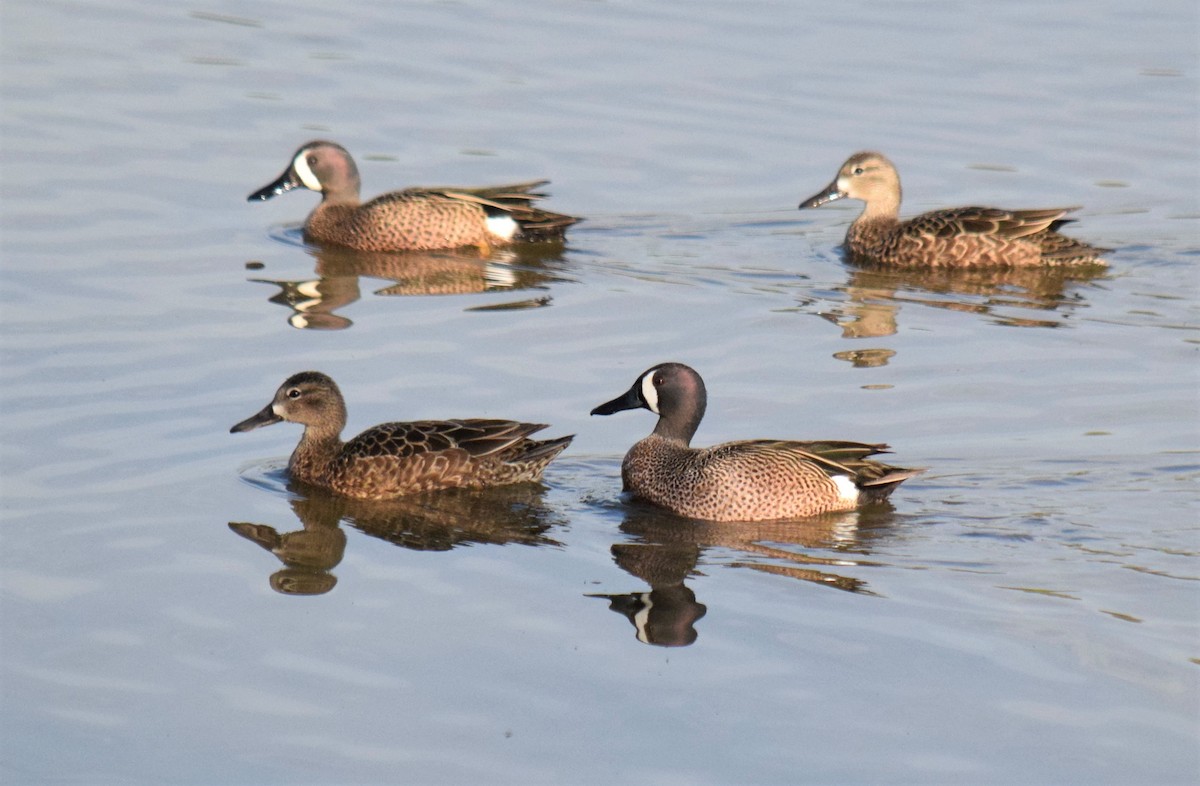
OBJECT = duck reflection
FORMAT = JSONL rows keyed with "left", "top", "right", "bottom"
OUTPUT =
{"left": 592, "top": 503, "right": 900, "bottom": 646}
{"left": 804, "top": 263, "right": 1107, "bottom": 364}
{"left": 230, "top": 479, "right": 563, "bottom": 595}
{"left": 229, "top": 495, "right": 347, "bottom": 596}
{"left": 589, "top": 537, "right": 707, "bottom": 647}
{"left": 248, "top": 243, "right": 569, "bottom": 329}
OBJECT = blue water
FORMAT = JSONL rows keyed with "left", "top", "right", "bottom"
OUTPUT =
{"left": 1, "top": 0, "right": 1197, "bottom": 783}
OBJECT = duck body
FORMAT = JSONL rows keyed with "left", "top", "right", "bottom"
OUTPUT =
{"left": 591, "top": 363, "right": 921, "bottom": 522}
{"left": 249, "top": 141, "right": 578, "bottom": 252}
{"left": 620, "top": 433, "right": 912, "bottom": 522}
{"left": 232, "top": 371, "right": 573, "bottom": 500}
{"left": 800, "top": 152, "right": 1106, "bottom": 267}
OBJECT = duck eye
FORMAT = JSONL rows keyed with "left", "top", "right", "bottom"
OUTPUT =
{"left": 287, "top": 388, "right": 302, "bottom": 399}
{"left": 307, "top": 155, "right": 318, "bottom": 167}
{"left": 852, "top": 167, "right": 864, "bottom": 175}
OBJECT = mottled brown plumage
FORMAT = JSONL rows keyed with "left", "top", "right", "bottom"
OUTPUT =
{"left": 590, "top": 363, "right": 922, "bottom": 522}
{"left": 249, "top": 141, "right": 579, "bottom": 252}
{"left": 231, "top": 371, "right": 572, "bottom": 499}
{"left": 799, "top": 151, "right": 1107, "bottom": 267}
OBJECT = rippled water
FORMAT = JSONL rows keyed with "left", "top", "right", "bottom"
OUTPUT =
{"left": 2, "top": 0, "right": 1198, "bottom": 783}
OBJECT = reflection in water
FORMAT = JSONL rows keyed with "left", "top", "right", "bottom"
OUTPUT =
{"left": 592, "top": 503, "right": 901, "bottom": 646}
{"left": 229, "top": 496, "right": 348, "bottom": 596}
{"left": 230, "top": 479, "right": 564, "bottom": 595}
{"left": 590, "top": 541, "right": 708, "bottom": 647}
{"left": 801, "top": 263, "right": 1108, "bottom": 364}
{"left": 831, "top": 348, "right": 896, "bottom": 368}
{"left": 247, "top": 243, "right": 570, "bottom": 329}
{"left": 331, "top": 480, "right": 565, "bottom": 551}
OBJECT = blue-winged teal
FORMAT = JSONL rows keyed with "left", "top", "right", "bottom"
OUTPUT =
{"left": 231, "top": 371, "right": 573, "bottom": 499}
{"left": 799, "top": 152, "right": 1107, "bottom": 267}
{"left": 249, "top": 141, "right": 579, "bottom": 252}
{"left": 590, "top": 363, "right": 922, "bottom": 522}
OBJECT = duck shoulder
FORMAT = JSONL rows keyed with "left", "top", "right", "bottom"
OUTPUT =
{"left": 705, "top": 439, "right": 892, "bottom": 477}
{"left": 904, "top": 206, "right": 1077, "bottom": 240}
{"left": 367, "top": 181, "right": 551, "bottom": 212}
{"left": 342, "top": 418, "right": 550, "bottom": 460}
{"left": 413, "top": 182, "right": 577, "bottom": 234}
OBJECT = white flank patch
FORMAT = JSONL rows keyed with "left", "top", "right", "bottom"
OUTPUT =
{"left": 831, "top": 474, "right": 859, "bottom": 505}
{"left": 485, "top": 215, "right": 518, "bottom": 241}
{"left": 292, "top": 151, "right": 322, "bottom": 191}
{"left": 640, "top": 371, "right": 660, "bottom": 414}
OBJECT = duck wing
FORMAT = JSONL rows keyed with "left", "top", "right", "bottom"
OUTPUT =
{"left": 906, "top": 206, "right": 1077, "bottom": 240}
{"left": 345, "top": 419, "right": 551, "bottom": 460}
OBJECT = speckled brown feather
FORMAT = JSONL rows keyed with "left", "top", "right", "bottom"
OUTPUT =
{"left": 620, "top": 435, "right": 918, "bottom": 522}
{"left": 306, "top": 185, "right": 578, "bottom": 252}
{"left": 800, "top": 151, "right": 1107, "bottom": 268}
{"left": 231, "top": 371, "right": 572, "bottom": 500}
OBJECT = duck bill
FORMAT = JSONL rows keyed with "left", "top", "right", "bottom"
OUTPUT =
{"left": 230, "top": 404, "right": 283, "bottom": 433}
{"left": 590, "top": 384, "right": 643, "bottom": 416}
{"left": 248, "top": 167, "right": 301, "bottom": 202}
{"left": 798, "top": 179, "right": 847, "bottom": 209}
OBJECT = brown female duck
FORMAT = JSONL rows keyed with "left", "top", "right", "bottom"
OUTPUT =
{"left": 799, "top": 151, "right": 1106, "bottom": 267}
{"left": 232, "top": 371, "right": 572, "bottom": 499}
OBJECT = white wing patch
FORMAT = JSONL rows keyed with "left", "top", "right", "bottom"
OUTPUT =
{"left": 293, "top": 151, "right": 322, "bottom": 191}
{"left": 831, "top": 474, "right": 859, "bottom": 505}
{"left": 640, "top": 371, "right": 660, "bottom": 414}
{"left": 485, "top": 215, "right": 518, "bottom": 241}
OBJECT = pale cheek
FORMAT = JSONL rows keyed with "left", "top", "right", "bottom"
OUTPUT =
{"left": 272, "top": 402, "right": 287, "bottom": 417}
{"left": 632, "top": 593, "right": 653, "bottom": 644}
{"left": 640, "top": 373, "right": 660, "bottom": 414}
{"left": 293, "top": 153, "right": 323, "bottom": 191}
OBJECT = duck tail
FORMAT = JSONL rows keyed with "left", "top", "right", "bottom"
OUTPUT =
{"left": 858, "top": 466, "right": 925, "bottom": 503}
{"left": 515, "top": 434, "right": 575, "bottom": 464}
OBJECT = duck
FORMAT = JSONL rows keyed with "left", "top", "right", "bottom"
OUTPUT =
{"left": 590, "top": 362, "right": 922, "bottom": 522}
{"left": 798, "top": 151, "right": 1106, "bottom": 267}
{"left": 248, "top": 140, "right": 579, "bottom": 252}
{"left": 231, "top": 371, "right": 573, "bottom": 499}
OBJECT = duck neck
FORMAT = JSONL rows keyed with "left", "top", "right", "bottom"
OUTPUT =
{"left": 289, "top": 427, "right": 344, "bottom": 483}
{"left": 849, "top": 194, "right": 901, "bottom": 254}
{"left": 319, "top": 191, "right": 361, "bottom": 207}
{"left": 859, "top": 186, "right": 901, "bottom": 221}
{"left": 652, "top": 401, "right": 704, "bottom": 446}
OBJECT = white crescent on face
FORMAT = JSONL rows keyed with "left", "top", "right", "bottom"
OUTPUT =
{"left": 632, "top": 592, "right": 653, "bottom": 644}
{"left": 293, "top": 150, "right": 323, "bottom": 191}
{"left": 640, "top": 370, "right": 660, "bottom": 414}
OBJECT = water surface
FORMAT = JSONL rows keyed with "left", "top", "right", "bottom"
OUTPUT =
{"left": 1, "top": 0, "right": 1197, "bottom": 783}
